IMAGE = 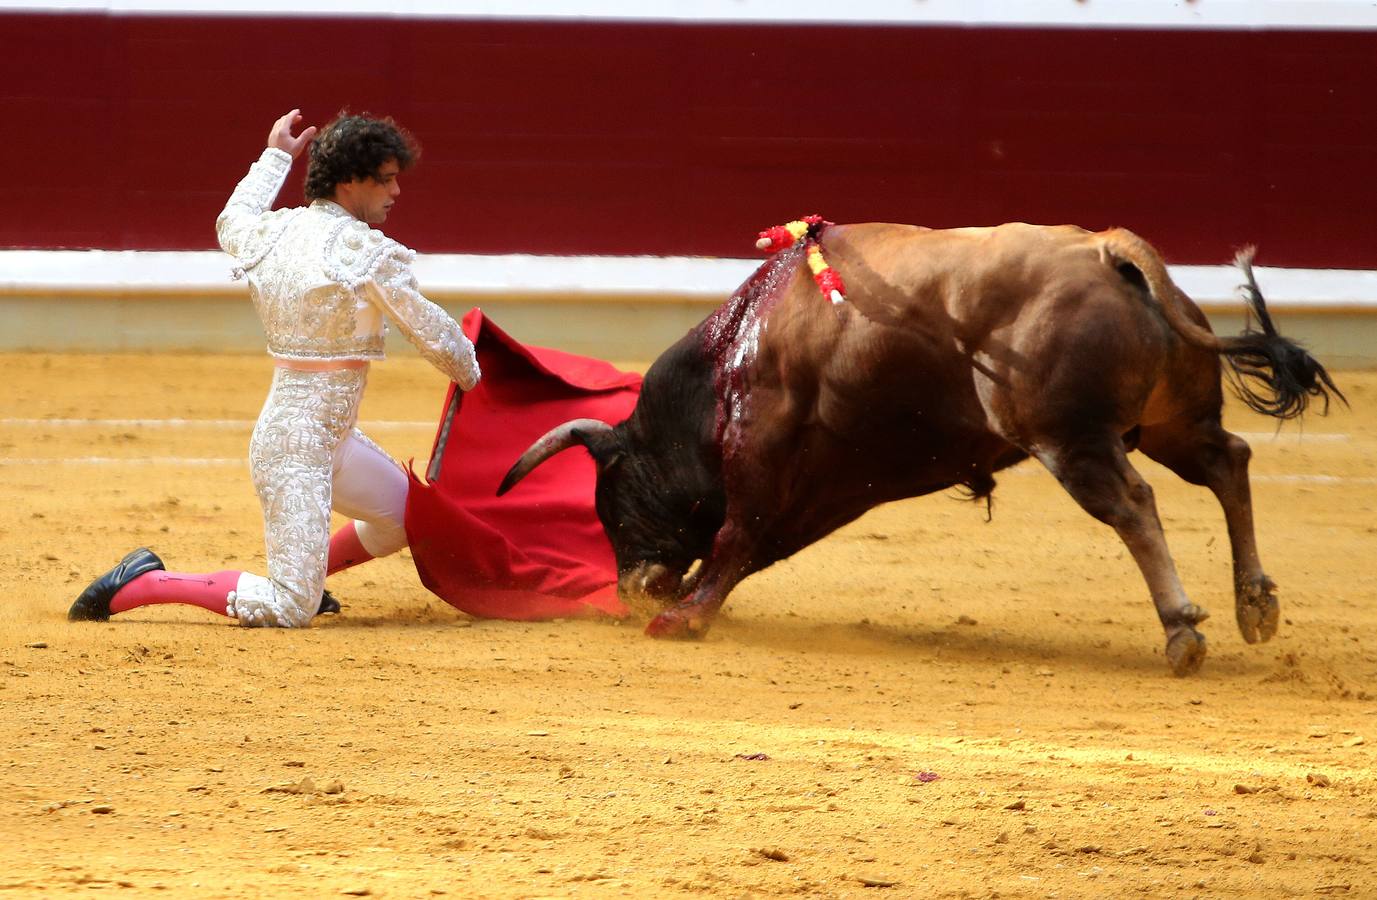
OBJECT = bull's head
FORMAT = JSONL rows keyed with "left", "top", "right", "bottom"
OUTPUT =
{"left": 498, "top": 417, "right": 724, "bottom": 618}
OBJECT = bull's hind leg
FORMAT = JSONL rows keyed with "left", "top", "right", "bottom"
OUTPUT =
{"left": 1138, "top": 420, "right": 1278, "bottom": 644}
{"left": 1035, "top": 438, "right": 1209, "bottom": 676}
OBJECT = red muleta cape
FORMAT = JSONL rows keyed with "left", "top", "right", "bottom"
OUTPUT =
{"left": 404, "top": 310, "right": 641, "bottom": 620}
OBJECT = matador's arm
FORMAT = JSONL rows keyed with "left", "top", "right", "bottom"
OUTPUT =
{"left": 214, "top": 147, "right": 293, "bottom": 261}
{"left": 362, "top": 259, "right": 481, "bottom": 391}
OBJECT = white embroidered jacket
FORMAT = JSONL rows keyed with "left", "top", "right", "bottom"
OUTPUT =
{"left": 216, "top": 148, "right": 480, "bottom": 390}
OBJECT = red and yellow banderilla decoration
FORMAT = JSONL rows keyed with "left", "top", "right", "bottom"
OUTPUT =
{"left": 754, "top": 215, "right": 848, "bottom": 306}
{"left": 754, "top": 215, "right": 823, "bottom": 253}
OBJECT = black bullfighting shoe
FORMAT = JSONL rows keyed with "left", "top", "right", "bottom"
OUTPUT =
{"left": 67, "top": 548, "right": 165, "bottom": 622}
{"left": 318, "top": 589, "right": 341, "bottom": 616}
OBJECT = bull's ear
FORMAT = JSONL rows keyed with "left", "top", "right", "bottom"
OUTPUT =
{"left": 575, "top": 427, "right": 624, "bottom": 469}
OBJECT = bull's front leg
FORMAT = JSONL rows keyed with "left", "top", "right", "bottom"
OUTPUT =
{"left": 645, "top": 522, "right": 755, "bottom": 639}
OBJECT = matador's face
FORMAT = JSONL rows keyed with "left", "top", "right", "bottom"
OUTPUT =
{"left": 336, "top": 158, "right": 402, "bottom": 225}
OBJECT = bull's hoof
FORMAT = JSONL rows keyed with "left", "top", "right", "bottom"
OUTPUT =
{"left": 1166, "top": 628, "right": 1207, "bottom": 677}
{"left": 1235, "top": 576, "right": 1279, "bottom": 644}
{"left": 645, "top": 608, "right": 711, "bottom": 640}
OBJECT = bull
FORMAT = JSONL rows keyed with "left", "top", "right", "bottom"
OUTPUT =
{"left": 499, "top": 222, "right": 1342, "bottom": 675}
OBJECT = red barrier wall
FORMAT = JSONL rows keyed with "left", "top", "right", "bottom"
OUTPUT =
{"left": 3, "top": 13, "right": 1374, "bottom": 267}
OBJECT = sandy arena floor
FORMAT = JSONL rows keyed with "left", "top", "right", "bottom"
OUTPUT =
{"left": 1, "top": 352, "right": 1374, "bottom": 898}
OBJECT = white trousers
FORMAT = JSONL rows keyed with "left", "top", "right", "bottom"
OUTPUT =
{"left": 230, "top": 366, "right": 409, "bottom": 627}
{"left": 334, "top": 427, "right": 410, "bottom": 557}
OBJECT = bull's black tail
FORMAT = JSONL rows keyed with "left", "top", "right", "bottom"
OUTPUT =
{"left": 1219, "top": 249, "right": 1346, "bottom": 420}
{"left": 1102, "top": 230, "right": 1345, "bottom": 421}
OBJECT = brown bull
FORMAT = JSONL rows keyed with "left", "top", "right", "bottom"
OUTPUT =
{"left": 500, "top": 222, "right": 1342, "bottom": 675}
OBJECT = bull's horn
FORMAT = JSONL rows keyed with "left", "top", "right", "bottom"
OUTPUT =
{"left": 497, "top": 418, "right": 615, "bottom": 496}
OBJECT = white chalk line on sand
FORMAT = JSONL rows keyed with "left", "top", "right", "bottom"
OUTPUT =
{"left": 0, "top": 420, "right": 1360, "bottom": 444}
{"left": 1, "top": 457, "right": 245, "bottom": 466}
{"left": 1, "top": 457, "right": 1373, "bottom": 485}
{"left": 0, "top": 417, "right": 434, "bottom": 429}
{"left": 2, "top": 420, "right": 1369, "bottom": 481}
{"left": 998, "top": 468, "right": 1377, "bottom": 485}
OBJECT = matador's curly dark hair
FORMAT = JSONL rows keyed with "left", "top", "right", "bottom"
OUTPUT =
{"left": 304, "top": 112, "right": 420, "bottom": 202}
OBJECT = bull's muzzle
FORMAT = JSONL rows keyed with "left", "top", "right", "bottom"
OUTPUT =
{"left": 616, "top": 563, "right": 684, "bottom": 620}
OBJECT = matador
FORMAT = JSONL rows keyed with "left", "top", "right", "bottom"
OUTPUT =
{"left": 70, "top": 108, "right": 480, "bottom": 627}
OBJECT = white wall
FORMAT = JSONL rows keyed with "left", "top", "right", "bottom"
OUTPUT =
{"left": 5, "top": 0, "right": 1377, "bottom": 29}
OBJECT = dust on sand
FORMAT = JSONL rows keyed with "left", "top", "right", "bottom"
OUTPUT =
{"left": 2, "top": 354, "right": 1374, "bottom": 897}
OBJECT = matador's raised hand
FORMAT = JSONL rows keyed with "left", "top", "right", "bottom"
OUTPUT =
{"left": 267, "top": 108, "right": 318, "bottom": 159}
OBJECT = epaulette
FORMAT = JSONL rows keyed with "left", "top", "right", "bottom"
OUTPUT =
{"left": 229, "top": 208, "right": 305, "bottom": 280}
{"left": 323, "top": 219, "right": 416, "bottom": 289}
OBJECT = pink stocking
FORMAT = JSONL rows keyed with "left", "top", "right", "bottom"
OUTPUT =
{"left": 109, "top": 570, "right": 240, "bottom": 617}
{"left": 327, "top": 521, "right": 374, "bottom": 575}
